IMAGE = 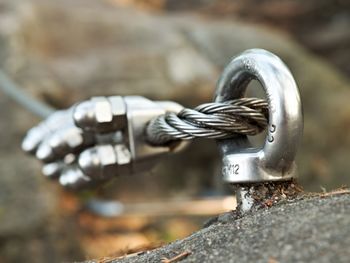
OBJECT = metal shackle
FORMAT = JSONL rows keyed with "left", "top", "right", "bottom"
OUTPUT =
{"left": 215, "top": 49, "right": 303, "bottom": 183}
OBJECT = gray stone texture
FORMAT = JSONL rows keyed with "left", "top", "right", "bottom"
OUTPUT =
{"left": 108, "top": 194, "right": 350, "bottom": 263}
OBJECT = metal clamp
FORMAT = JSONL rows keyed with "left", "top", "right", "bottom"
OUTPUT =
{"left": 215, "top": 49, "right": 303, "bottom": 183}
{"left": 74, "top": 96, "right": 186, "bottom": 180}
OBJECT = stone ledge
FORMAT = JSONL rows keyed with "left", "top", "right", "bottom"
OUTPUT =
{"left": 91, "top": 193, "right": 350, "bottom": 263}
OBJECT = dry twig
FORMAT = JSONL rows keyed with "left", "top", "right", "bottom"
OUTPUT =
{"left": 161, "top": 251, "right": 191, "bottom": 263}
{"left": 319, "top": 188, "right": 350, "bottom": 198}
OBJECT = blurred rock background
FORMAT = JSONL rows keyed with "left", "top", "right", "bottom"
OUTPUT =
{"left": 0, "top": 0, "right": 349, "bottom": 262}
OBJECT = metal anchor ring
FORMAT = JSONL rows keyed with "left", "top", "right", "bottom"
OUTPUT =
{"left": 215, "top": 49, "right": 303, "bottom": 183}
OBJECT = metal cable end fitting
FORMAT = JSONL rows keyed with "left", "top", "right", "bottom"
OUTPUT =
{"left": 215, "top": 49, "right": 303, "bottom": 184}
{"left": 73, "top": 96, "right": 127, "bottom": 133}
{"left": 78, "top": 144, "right": 131, "bottom": 180}
{"left": 72, "top": 96, "right": 187, "bottom": 180}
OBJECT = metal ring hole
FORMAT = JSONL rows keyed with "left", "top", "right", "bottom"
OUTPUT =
{"left": 245, "top": 79, "right": 268, "bottom": 148}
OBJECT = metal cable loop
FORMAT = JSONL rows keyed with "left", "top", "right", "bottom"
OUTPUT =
{"left": 146, "top": 98, "right": 269, "bottom": 145}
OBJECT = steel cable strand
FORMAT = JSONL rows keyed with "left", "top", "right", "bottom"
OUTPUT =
{"left": 177, "top": 109, "right": 260, "bottom": 134}
{"left": 146, "top": 98, "right": 269, "bottom": 145}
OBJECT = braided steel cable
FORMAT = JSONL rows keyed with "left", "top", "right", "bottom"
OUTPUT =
{"left": 0, "top": 70, "right": 54, "bottom": 118}
{"left": 0, "top": 67, "right": 269, "bottom": 148}
{"left": 146, "top": 98, "right": 269, "bottom": 145}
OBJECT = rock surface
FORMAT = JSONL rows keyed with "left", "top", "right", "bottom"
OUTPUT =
{"left": 0, "top": 0, "right": 350, "bottom": 262}
{"left": 100, "top": 193, "right": 350, "bottom": 263}
{"left": 116, "top": 0, "right": 350, "bottom": 76}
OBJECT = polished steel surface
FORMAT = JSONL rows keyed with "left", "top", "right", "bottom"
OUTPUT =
{"left": 22, "top": 96, "right": 185, "bottom": 188}
{"left": 215, "top": 49, "right": 303, "bottom": 183}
